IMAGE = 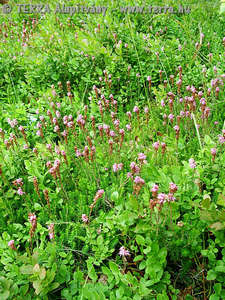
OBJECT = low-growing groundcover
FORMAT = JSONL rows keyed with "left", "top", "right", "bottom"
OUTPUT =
{"left": 0, "top": 0, "right": 225, "bottom": 299}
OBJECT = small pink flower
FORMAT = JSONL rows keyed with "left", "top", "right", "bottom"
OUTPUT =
{"left": 48, "top": 224, "right": 55, "bottom": 240}
{"left": 61, "top": 130, "right": 67, "bottom": 137}
{"left": 211, "top": 148, "right": 217, "bottom": 162}
{"left": 119, "top": 246, "right": 130, "bottom": 257}
{"left": 168, "top": 114, "right": 174, "bottom": 121}
{"left": 218, "top": 135, "right": 225, "bottom": 144}
{"left": 211, "top": 148, "right": 217, "bottom": 155}
{"left": 189, "top": 158, "right": 196, "bottom": 169}
{"left": 110, "top": 130, "right": 116, "bottom": 137}
{"left": 180, "top": 111, "right": 185, "bottom": 117}
{"left": 130, "top": 162, "right": 140, "bottom": 174}
{"left": 173, "top": 125, "right": 180, "bottom": 132}
{"left": 56, "top": 111, "right": 61, "bottom": 118}
{"left": 54, "top": 125, "right": 60, "bottom": 132}
{"left": 169, "top": 183, "right": 178, "bottom": 194}
{"left": 119, "top": 129, "right": 124, "bottom": 135}
{"left": 133, "top": 106, "right": 139, "bottom": 113}
{"left": 46, "top": 161, "right": 52, "bottom": 169}
{"left": 118, "top": 163, "right": 123, "bottom": 170}
{"left": 138, "top": 153, "right": 146, "bottom": 162}
{"left": 168, "top": 193, "right": 176, "bottom": 202}
{"left": 134, "top": 176, "right": 145, "bottom": 185}
{"left": 13, "top": 178, "right": 23, "bottom": 186}
{"left": 158, "top": 193, "right": 167, "bottom": 204}
{"left": 114, "top": 119, "right": 120, "bottom": 127}
{"left": 153, "top": 141, "right": 160, "bottom": 151}
{"left": 127, "top": 172, "right": 133, "bottom": 179}
{"left": 96, "top": 189, "right": 104, "bottom": 198}
{"left": 126, "top": 111, "right": 132, "bottom": 119}
{"left": 17, "top": 187, "right": 25, "bottom": 196}
{"left": 113, "top": 163, "right": 119, "bottom": 172}
{"left": 126, "top": 124, "right": 131, "bottom": 131}
{"left": 151, "top": 184, "right": 159, "bottom": 193}
{"left": 8, "top": 240, "right": 16, "bottom": 250}
{"left": 76, "top": 150, "right": 82, "bottom": 157}
{"left": 82, "top": 214, "right": 88, "bottom": 223}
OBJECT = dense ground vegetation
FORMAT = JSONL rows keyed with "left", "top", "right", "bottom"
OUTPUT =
{"left": 0, "top": 0, "right": 224, "bottom": 299}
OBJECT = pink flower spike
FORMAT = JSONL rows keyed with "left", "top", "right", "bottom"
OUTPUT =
{"left": 113, "top": 163, "right": 119, "bottom": 172}
{"left": 97, "top": 189, "right": 104, "bottom": 197}
{"left": 82, "top": 214, "right": 89, "bottom": 223}
{"left": 133, "top": 106, "right": 139, "bottom": 113}
{"left": 153, "top": 141, "right": 160, "bottom": 151}
{"left": 211, "top": 148, "right": 217, "bottom": 162}
{"left": 126, "top": 124, "right": 131, "bottom": 131}
{"left": 151, "top": 184, "right": 159, "bottom": 193}
{"left": 189, "top": 158, "right": 196, "bottom": 169}
{"left": 169, "top": 182, "right": 178, "bottom": 194}
{"left": 17, "top": 187, "right": 25, "bottom": 196}
{"left": 8, "top": 240, "right": 16, "bottom": 250}
{"left": 157, "top": 193, "right": 167, "bottom": 204}
{"left": 138, "top": 153, "right": 146, "bottom": 162}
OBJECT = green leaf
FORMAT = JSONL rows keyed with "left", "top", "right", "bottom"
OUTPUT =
{"left": 33, "top": 264, "right": 40, "bottom": 274}
{"left": 214, "top": 283, "right": 222, "bottom": 295}
{"left": 33, "top": 280, "right": 42, "bottom": 295}
{"left": 111, "top": 191, "right": 119, "bottom": 202}
{"left": 109, "top": 261, "right": 120, "bottom": 276}
{"left": 207, "top": 270, "right": 217, "bottom": 280}
{"left": 34, "top": 203, "right": 42, "bottom": 211}
{"left": 101, "top": 266, "right": 113, "bottom": 282}
{"left": 219, "top": 3, "right": 225, "bottom": 14}
{"left": 215, "top": 266, "right": 225, "bottom": 273}
{"left": 40, "top": 268, "right": 46, "bottom": 280}
{"left": 49, "top": 282, "right": 60, "bottom": 292}
{"left": 209, "top": 295, "right": 220, "bottom": 300}
{"left": 133, "top": 255, "right": 143, "bottom": 262}
{"left": 0, "top": 291, "right": 10, "bottom": 300}
{"left": 59, "top": 252, "right": 67, "bottom": 258}
{"left": 202, "top": 194, "right": 211, "bottom": 209}
{"left": 87, "top": 263, "right": 98, "bottom": 283}
{"left": 136, "top": 235, "right": 145, "bottom": 246}
{"left": 217, "top": 194, "right": 225, "bottom": 207}
{"left": 20, "top": 265, "right": 33, "bottom": 275}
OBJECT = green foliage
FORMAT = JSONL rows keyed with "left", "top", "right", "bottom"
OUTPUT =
{"left": 0, "top": 0, "right": 224, "bottom": 298}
